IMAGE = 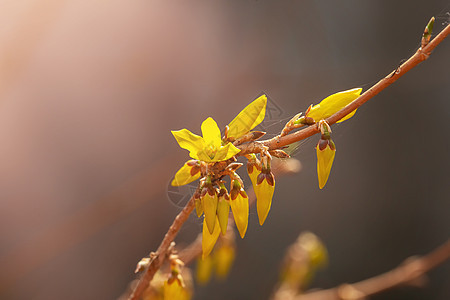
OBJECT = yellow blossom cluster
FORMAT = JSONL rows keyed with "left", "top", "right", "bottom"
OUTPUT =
{"left": 170, "top": 87, "right": 362, "bottom": 260}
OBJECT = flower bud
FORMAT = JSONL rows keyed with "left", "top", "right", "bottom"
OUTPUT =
{"left": 316, "top": 138, "right": 336, "bottom": 189}
{"left": 255, "top": 165, "right": 275, "bottom": 226}
{"left": 201, "top": 181, "right": 218, "bottom": 234}
{"left": 229, "top": 180, "right": 249, "bottom": 238}
{"left": 196, "top": 255, "right": 213, "bottom": 285}
{"left": 216, "top": 186, "right": 230, "bottom": 235}
{"left": 214, "top": 244, "right": 235, "bottom": 279}
{"left": 202, "top": 217, "right": 221, "bottom": 258}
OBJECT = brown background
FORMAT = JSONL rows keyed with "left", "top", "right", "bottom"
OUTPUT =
{"left": 0, "top": 1, "right": 449, "bottom": 299}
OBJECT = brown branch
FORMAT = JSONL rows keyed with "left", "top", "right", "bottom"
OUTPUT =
{"left": 127, "top": 21, "right": 449, "bottom": 300}
{"left": 293, "top": 239, "right": 450, "bottom": 300}
{"left": 127, "top": 197, "right": 196, "bottom": 300}
{"left": 238, "top": 23, "right": 450, "bottom": 153}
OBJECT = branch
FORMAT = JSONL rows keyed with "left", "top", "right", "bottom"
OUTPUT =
{"left": 127, "top": 197, "right": 195, "bottom": 300}
{"left": 126, "top": 21, "right": 449, "bottom": 300}
{"left": 294, "top": 239, "right": 450, "bottom": 300}
{"left": 238, "top": 22, "right": 450, "bottom": 153}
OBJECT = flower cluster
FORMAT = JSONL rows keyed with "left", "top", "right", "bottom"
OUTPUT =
{"left": 171, "top": 88, "right": 362, "bottom": 257}
{"left": 171, "top": 95, "right": 276, "bottom": 257}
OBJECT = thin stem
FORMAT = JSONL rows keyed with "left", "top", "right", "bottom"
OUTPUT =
{"left": 254, "top": 23, "right": 450, "bottom": 152}
{"left": 127, "top": 197, "right": 195, "bottom": 300}
{"left": 293, "top": 240, "right": 450, "bottom": 300}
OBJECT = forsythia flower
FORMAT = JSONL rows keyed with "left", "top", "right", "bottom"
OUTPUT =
{"left": 229, "top": 179, "right": 249, "bottom": 238}
{"left": 255, "top": 165, "right": 275, "bottom": 225}
{"left": 172, "top": 95, "right": 268, "bottom": 258}
{"left": 316, "top": 121, "right": 336, "bottom": 189}
{"left": 202, "top": 217, "right": 221, "bottom": 258}
{"left": 306, "top": 88, "right": 362, "bottom": 123}
{"left": 172, "top": 117, "right": 240, "bottom": 163}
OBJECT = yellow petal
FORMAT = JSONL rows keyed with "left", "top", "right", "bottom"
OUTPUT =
{"left": 196, "top": 149, "right": 214, "bottom": 163}
{"left": 229, "top": 192, "right": 249, "bottom": 238}
{"left": 201, "top": 117, "right": 222, "bottom": 151}
{"left": 255, "top": 178, "right": 275, "bottom": 225}
{"left": 214, "top": 244, "right": 235, "bottom": 279}
{"left": 163, "top": 280, "right": 185, "bottom": 300}
{"left": 172, "top": 129, "right": 205, "bottom": 160}
{"left": 227, "top": 95, "right": 267, "bottom": 139}
{"left": 196, "top": 255, "right": 213, "bottom": 285}
{"left": 217, "top": 197, "right": 230, "bottom": 235}
{"left": 247, "top": 164, "right": 260, "bottom": 189}
{"left": 171, "top": 161, "right": 201, "bottom": 186}
{"left": 202, "top": 217, "right": 221, "bottom": 258}
{"left": 316, "top": 145, "right": 336, "bottom": 189}
{"left": 203, "top": 191, "right": 218, "bottom": 234}
{"left": 213, "top": 143, "right": 241, "bottom": 161}
{"left": 195, "top": 197, "right": 203, "bottom": 218}
{"left": 307, "top": 88, "right": 362, "bottom": 123}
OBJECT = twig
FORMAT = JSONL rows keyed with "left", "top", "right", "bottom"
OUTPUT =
{"left": 127, "top": 197, "right": 195, "bottom": 300}
{"left": 293, "top": 239, "right": 450, "bottom": 300}
{"left": 127, "top": 21, "right": 449, "bottom": 300}
{"left": 239, "top": 23, "right": 450, "bottom": 153}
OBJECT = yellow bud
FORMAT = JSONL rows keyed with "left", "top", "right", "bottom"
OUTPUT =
{"left": 202, "top": 189, "right": 218, "bottom": 234}
{"left": 306, "top": 88, "right": 362, "bottom": 123}
{"left": 217, "top": 195, "right": 230, "bottom": 235}
{"left": 316, "top": 140, "right": 336, "bottom": 189}
{"left": 229, "top": 186, "right": 249, "bottom": 238}
{"left": 163, "top": 280, "right": 190, "bottom": 300}
{"left": 196, "top": 255, "right": 213, "bottom": 285}
{"left": 202, "top": 217, "right": 221, "bottom": 258}
{"left": 214, "top": 244, "right": 235, "bottom": 279}
{"left": 255, "top": 172, "right": 275, "bottom": 225}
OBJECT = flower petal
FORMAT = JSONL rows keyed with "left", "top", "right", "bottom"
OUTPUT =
{"left": 229, "top": 192, "right": 249, "bottom": 238}
{"left": 255, "top": 177, "right": 275, "bottom": 225}
{"left": 203, "top": 191, "right": 218, "bottom": 234}
{"left": 196, "top": 255, "right": 213, "bottom": 285}
{"left": 316, "top": 144, "right": 336, "bottom": 189}
{"left": 171, "top": 160, "right": 201, "bottom": 186}
{"left": 227, "top": 95, "right": 267, "bottom": 139}
{"left": 201, "top": 117, "right": 222, "bottom": 150}
{"left": 307, "top": 88, "right": 362, "bottom": 123}
{"left": 171, "top": 129, "right": 205, "bottom": 159}
{"left": 164, "top": 280, "right": 190, "bottom": 300}
{"left": 213, "top": 143, "right": 241, "bottom": 161}
{"left": 214, "top": 244, "right": 235, "bottom": 279}
{"left": 202, "top": 217, "right": 221, "bottom": 258}
{"left": 217, "top": 197, "right": 230, "bottom": 235}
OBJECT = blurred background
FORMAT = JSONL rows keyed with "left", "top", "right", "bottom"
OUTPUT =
{"left": 0, "top": 1, "right": 449, "bottom": 299}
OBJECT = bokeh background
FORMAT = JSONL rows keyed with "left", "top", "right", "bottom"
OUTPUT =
{"left": 0, "top": 1, "right": 449, "bottom": 299}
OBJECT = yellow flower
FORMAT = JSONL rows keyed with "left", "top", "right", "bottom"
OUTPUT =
{"left": 172, "top": 117, "right": 240, "bottom": 163}
{"left": 202, "top": 216, "right": 221, "bottom": 258}
{"left": 202, "top": 186, "right": 218, "bottom": 234}
{"left": 216, "top": 188, "right": 230, "bottom": 235}
{"left": 214, "top": 243, "right": 235, "bottom": 279}
{"left": 255, "top": 170, "right": 275, "bottom": 226}
{"left": 172, "top": 95, "right": 267, "bottom": 163}
{"left": 196, "top": 255, "right": 213, "bottom": 285}
{"left": 316, "top": 139, "right": 336, "bottom": 189}
{"left": 171, "top": 160, "right": 201, "bottom": 186}
{"left": 306, "top": 88, "right": 362, "bottom": 123}
{"left": 229, "top": 180, "right": 249, "bottom": 238}
{"left": 163, "top": 280, "right": 190, "bottom": 300}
